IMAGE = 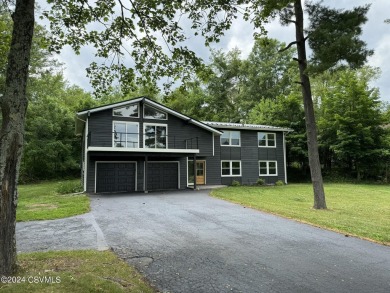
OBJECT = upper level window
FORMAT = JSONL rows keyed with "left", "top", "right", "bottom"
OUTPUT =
{"left": 113, "top": 103, "right": 139, "bottom": 118}
{"left": 220, "top": 131, "right": 240, "bottom": 146}
{"left": 113, "top": 121, "right": 139, "bottom": 148}
{"left": 144, "top": 104, "right": 167, "bottom": 120}
{"left": 144, "top": 124, "right": 167, "bottom": 148}
{"left": 258, "top": 132, "right": 276, "bottom": 147}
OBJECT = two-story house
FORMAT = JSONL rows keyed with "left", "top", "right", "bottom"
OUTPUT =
{"left": 75, "top": 97, "right": 291, "bottom": 193}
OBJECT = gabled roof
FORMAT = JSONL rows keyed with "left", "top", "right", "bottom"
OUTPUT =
{"left": 203, "top": 121, "right": 292, "bottom": 132}
{"left": 75, "top": 97, "right": 222, "bottom": 135}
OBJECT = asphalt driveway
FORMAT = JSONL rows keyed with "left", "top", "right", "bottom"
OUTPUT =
{"left": 17, "top": 190, "right": 390, "bottom": 293}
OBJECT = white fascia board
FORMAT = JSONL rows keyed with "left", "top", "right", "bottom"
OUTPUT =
{"left": 210, "top": 125, "right": 292, "bottom": 132}
{"left": 203, "top": 121, "right": 293, "bottom": 132}
{"left": 88, "top": 146, "right": 199, "bottom": 154}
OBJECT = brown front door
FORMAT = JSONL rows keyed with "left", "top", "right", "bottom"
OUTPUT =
{"left": 196, "top": 161, "right": 205, "bottom": 185}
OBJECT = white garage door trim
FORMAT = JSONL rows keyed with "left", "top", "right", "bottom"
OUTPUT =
{"left": 145, "top": 161, "right": 180, "bottom": 190}
{"left": 95, "top": 161, "right": 137, "bottom": 193}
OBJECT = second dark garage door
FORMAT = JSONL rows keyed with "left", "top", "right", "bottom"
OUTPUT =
{"left": 96, "top": 162, "right": 136, "bottom": 193}
{"left": 147, "top": 162, "right": 179, "bottom": 190}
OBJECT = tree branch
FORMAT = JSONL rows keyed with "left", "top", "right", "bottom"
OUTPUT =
{"left": 279, "top": 41, "right": 298, "bottom": 52}
{"left": 283, "top": 19, "right": 296, "bottom": 24}
{"left": 293, "top": 57, "right": 303, "bottom": 63}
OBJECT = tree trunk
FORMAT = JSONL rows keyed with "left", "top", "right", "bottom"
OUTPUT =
{"left": 293, "top": 0, "right": 327, "bottom": 209}
{"left": 0, "top": 0, "right": 35, "bottom": 275}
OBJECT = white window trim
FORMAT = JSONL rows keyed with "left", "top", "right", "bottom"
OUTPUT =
{"left": 259, "top": 160, "right": 278, "bottom": 176}
{"left": 143, "top": 123, "right": 168, "bottom": 149}
{"left": 221, "top": 160, "right": 242, "bottom": 177}
{"left": 143, "top": 104, "right": 168, "bottom": 120}
{"left": 258, "top": 132, "right": 277, "bottom": 148}
{"left": 220, "top": 130, "right": 241, "bottom": 147}
{"left": 112, "top": 103, "right": 139, "bottom": 118}
{"left": 112, "top": 121, "right": 139, "bottom": 148}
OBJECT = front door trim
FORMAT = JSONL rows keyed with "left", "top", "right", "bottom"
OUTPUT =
{"left": 187, "top": 159, "right": 207, "bottom": 186}
{"left": 196, "top": 160, "right": 206, "bottom": 185}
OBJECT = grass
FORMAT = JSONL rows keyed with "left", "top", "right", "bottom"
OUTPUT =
{"left": 17, "top": 180, "right": 90, "bottom": 222}
{"left": 0, "top": 250, "right": 155, "bottom": 293}
{"left": 211, "top": 184, "right": 390, "bottom": 245}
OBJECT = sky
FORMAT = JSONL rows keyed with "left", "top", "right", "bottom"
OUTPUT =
{"left": 39, "top": 0, "right": 390, "bottom": 102}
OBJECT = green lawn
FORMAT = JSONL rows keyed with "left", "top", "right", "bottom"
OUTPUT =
{"left": 211, "top": 184, "right": 390, "bottom": 245}
{"left": 0, "top": 250, "right": 155, "bottom": 293}
{"left": 17, "top": 180, "right": 90, "bottom": 222}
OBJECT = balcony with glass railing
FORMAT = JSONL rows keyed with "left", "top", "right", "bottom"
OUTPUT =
{"left": 87, "top": 131, "right": 199, "bottom": 154}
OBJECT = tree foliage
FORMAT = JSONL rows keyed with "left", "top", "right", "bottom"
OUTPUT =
{"left": 22, "top": 74, "right": 95, "bottom": 181}
{"left": 242, "top": 38, "right": 296, "bottom": 102}
{"left": 43, "top": 0, "right": 236, "bottom": 94}
{"left": 164, "top": 37, "right": 297, "bottom": 122}
{"left": 315, "top": 67, "right": 388, "bottom": 180}
{"left": 306, "top": 2, "right": 373, "bottom": 73}
{"left": 248, "top": 92, "right": 308, "bottom": 172}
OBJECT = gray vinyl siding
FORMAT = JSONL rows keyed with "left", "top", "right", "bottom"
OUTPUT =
{"left": 257, "top": 132, "right": 285, "bottom": 184}
{"left": 84, "top": 100, "right": 287, "bottom": 191}
{"left": 203, "top": 135, "right": 222, "bottom": 185}
{"left": 212, "top": 129, "right": 286, "bottom": 185}
{"left": 163, "top": 114, "right": 213, "bottom": 157}
{"left": 88, "top": 109, "right": 115, "bottom": 147}
{"left": 87, "top": 102, "right": 214, "bottom": 156}
{"left": 179, "top": 157, "right": 187, "bottom": 189}
{"left": 220, "top": 146, "right": 241, "bottom": 160}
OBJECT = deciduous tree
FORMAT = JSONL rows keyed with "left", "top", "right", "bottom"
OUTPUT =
{"left": 315, "top": 67, "right": 386, "bottom": 180}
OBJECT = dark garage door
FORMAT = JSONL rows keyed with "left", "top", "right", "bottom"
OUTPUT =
{"left": 147, "top": 162, "right": 178, "bottom": 190}
{"left": 96, "top": 162, "right": 136, "bottom": 193}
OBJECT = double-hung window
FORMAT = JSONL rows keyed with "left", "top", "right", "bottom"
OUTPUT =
{"left": 144, "top": 124, "right": 167, "bottom": 148}
{"left": 258, "top": 132, "right": 276, "bottom": 147}
{"left": 113, "top": 122, "right": 139, "bottom": 148}
{"left": 259, "top": 161, "right": 278, "bottom": 176}
{"left": 221, "top": 161, "right": 241, "bottom": 176}
{"left": 220, "top": 131, "right": 240, "bottom": 146}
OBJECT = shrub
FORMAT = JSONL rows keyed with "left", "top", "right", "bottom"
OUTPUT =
{"left": 56, "top": 181, "right": 83, "bottom": 194}
{"left": 231, "top": 180, "right": 241, "bottom": 187}
{"left": 256, "top": 178, "right": 265, "bottom": 186}
{"left": 275, "top": 180, "right": 284, "bottom": 186}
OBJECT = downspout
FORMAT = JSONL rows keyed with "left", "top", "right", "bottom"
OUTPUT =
{"left": 283, "top": 131, "right": 288, "bottom": 184}
{"left": 83, "top": 113, "right": 90, "bottom": 192}
{"left": 212, "top": 132, "right": 215, "bottom": 156}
